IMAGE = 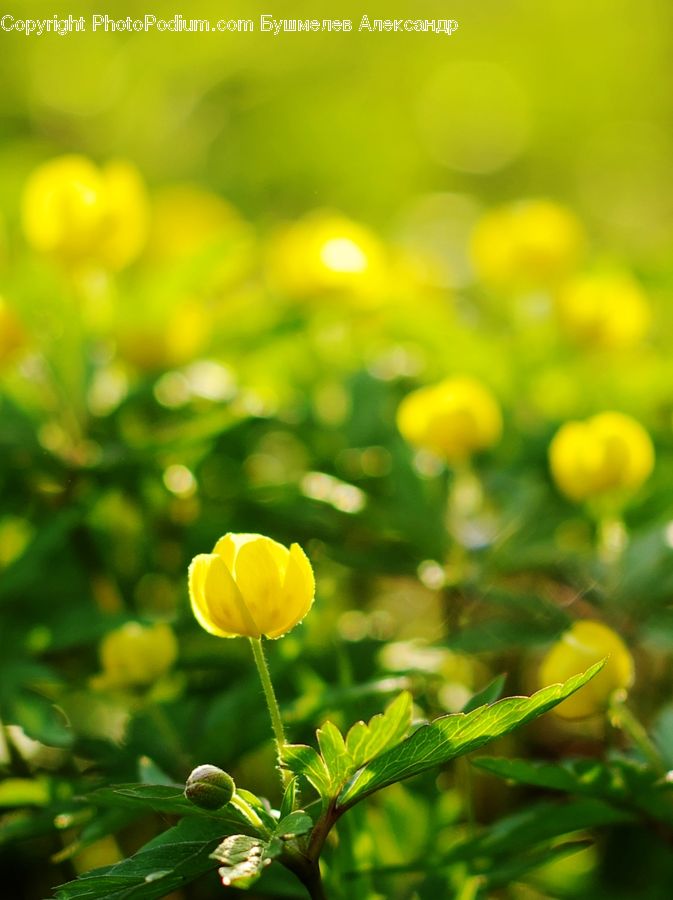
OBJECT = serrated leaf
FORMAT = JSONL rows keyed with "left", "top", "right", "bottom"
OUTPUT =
{"left": 282, "top": 744, "right": 332, "bottom": 799}
{"left": 211, "top": 834, "right": 282, "bottom": 889}
{"left": 345, "top": 691, "right": 413, "bottom": 770}
{"left": 338, "top": 662, "right": 603, "bottom": 808}
{"left": 317, "top": 720, "right": 350, "bottom": 791}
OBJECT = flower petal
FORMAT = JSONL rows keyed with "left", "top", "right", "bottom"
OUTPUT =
{"left": 266, "top": 543, "right": 315, "bottom": 639}
{"left": 189, "top": 553, "right": 257, "bottom": 638}
{"left": 233, "top": 537, "right": 287, "bottom": 634}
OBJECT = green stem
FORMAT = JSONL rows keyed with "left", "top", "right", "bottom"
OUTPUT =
{"left": 249, "top": 637, "right": 290, "bottom": 789}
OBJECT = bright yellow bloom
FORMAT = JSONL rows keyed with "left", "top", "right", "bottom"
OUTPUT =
{"left": 471, "top": 199, "right": 584, "bottom": 289}
{"left": 549, "top": 412, "right": 654, "bottom": 502}
{"left": 267, "top": 210, "right": 385, "bottom": 300}
{"left": 96, "top": 622, "right": 178, "bottom": 689}
{"left": 22, "top": 155, "right": 148, "bottom": 270}
{"left": 556, "top": 272, "right": 651, "bottom": 349}
{"left": 397, "top": 376, "right": 502, "bottom": 462}
{"left": 539, "top": 620, "right": 634, "bottom": 719}
{"left": 189, "top": 533, "right": 315, "bottom": 639}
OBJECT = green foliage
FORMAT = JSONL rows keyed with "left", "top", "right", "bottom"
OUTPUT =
{"left": 338, "top": 665, "right": 602, "bottom": 808}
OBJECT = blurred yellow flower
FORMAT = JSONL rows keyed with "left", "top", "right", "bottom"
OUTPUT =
{"left": 22, "top": 155, "right": 148, "bottom": 270}
{"left": 145, "top": 184, "right": 248, "bottom": 262}
{"left": 397, "top": 376, "right": 502, "bottom": 463}
{"left": 549, "top": 412, "right": 654, "bottom": 502}
{"left": 95, "top": 622, "right": 178, "bottom": 689}
{"left": 0, "top": 296, "right": 25, "bottom": 363}
{"left": 470, "top": 199, "right": 584, "bottom": 289}
{"left": 539, "top": 619, "right": 634, "bottom": 719}
{"left": 556, "top": 272, "right": 651, "bottom": 349}
{"left": 116, "top": 300, "right": 208, "bottom": 372}
{"left": 267, "top": 210, "right": 385, "bottom": 300}
{"left": 189, "top": 533, "right": 314, "bottom": 639}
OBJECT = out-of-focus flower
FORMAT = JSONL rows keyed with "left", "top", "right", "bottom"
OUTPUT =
{"left": 116, "top": 300, "right": 208, "bottom": 372}
{"left": 0, "top": 296, "right": 26, "bottom": 363}
{"left": 267, "top": 210, "right": 386, "bottom": 300}
{"left": 539, "top": 619, "right": 634, "bottom": 719}
{"left": 93, "top": 622, "right": 178, "bottom": 689}
{"left": 188, "top": 533, "right": 314, "bottom": 639}
{"left": 397, "top": 376, "right": 502, "bottom": 463}
{"left": 145, "top": 184, "right": 248, "bottom": 262}
{"left": 22, "top": 155, "right": 149, "bottom": 270}
{"left": 470, "top": 199, "right": 584, "bottom": 289}
{"left": 555, "top": 272, "right": 651, "bottom": 349}
{"left": 549, "top": 412, "right": 654, "bottom": 502}
{"left": 184, "top": 765, "right": 235, "bottom": 810}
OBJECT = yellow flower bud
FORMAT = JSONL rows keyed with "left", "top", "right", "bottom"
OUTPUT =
{"left": 539, "top": 620, "right": 634, "bottom": 719}
{"left": 556, "top": 272, "right": 651, "bottom": 349}
{"left": 471, "top": 199, "right": 584, "bottom": 289}
{"left": 188, "top": 533, "right": 314, "bottom": 639}
{"left": 96, "top": 622, "right": 178, "bottom": 689}
{"left": 397, "top": 376, "right": 502, "bottom": 463}
{"left": 22, "top": 155, "right": 148, "bottom": 270}
{"left": 549, "top": 412, "right": 654, "bottom": 502}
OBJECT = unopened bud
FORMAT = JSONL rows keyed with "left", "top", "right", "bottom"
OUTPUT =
{"left": 184, "top": 765, "right": 235, "bottom": 810}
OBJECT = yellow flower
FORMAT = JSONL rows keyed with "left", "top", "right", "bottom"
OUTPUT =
{"left": 549, "top": 412, "right": 654, "bottom": 502}
{"left": 471, "top": 199, "right": 584, "bottom": 289}
{"left": 556, "top": 272, "right": 651, "bottom": 349}
{"left": 95, "top": 622, "right": 178, "bottom": 689}
{"left": 267, "top": 210, "right": 385, "bottom": 300}
{"left": 22, "top": 155, "right": 148, "bottom": 270}
{"left": 188, "top": 533, "right": 314, "bottom": 639}
{"left": 397, "top": 376, "right": 502, "bottom": 462}
{"left": 539, "top": 620, "right": 634, "bottom": 719}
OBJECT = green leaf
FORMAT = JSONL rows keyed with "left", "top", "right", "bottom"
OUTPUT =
{"left": 8, "top": 689, "right": 72, "bottom": 748}
{"left": 316, "top": 720, "right": 350, "bottom": 791}
{"left": 462, "top": 674, "right": 507, "bottom": 714}
{"left": 360, "top": 797, "right": 629, "bottom": 878}
{"left": 282, "top": 744, "right": 332, "bottom": 799}
{"left": 286, "top": 691, "right": 414, "bottom": 804}
{"left": 210, "top": 834, "right": 282, "bottom": 889}
{"left": 345, "top": 690, "right": 413, "bottom": 770}
{"left": 54, "top": 816, "right": 228, "bottom": 899}
{"left": 279, "top": 777, "right": 299, "bottom": 820}
{"left": 275, "top": 811, "right": 313, "bottom": 839}
{"left": 473, "top": 755, "right": 673, "bottom": 827}
{"left": 338, "top": 662, "right": 603, "bottom": 808}
{"left": 85, "top": 783, "right": 256, "bottom": 831}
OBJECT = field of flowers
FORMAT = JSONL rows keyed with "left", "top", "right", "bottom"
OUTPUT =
{"left": 2, "top": 2, "right": 673, "bottom": 898}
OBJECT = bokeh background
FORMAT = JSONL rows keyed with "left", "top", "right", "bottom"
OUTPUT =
{"left": 2, "top": 1, "right": 673, "bottom": 898}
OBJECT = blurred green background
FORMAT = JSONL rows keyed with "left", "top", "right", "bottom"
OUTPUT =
{"left": 2, "top": 1, "right": 673, "bottom": 898}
